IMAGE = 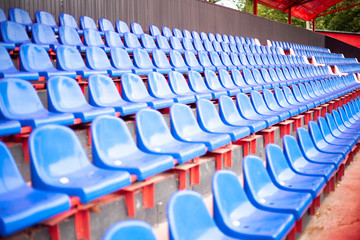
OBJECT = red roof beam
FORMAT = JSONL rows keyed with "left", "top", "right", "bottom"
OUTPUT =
{"left": 317, "top": 2, "right": 360, "bottom": 17}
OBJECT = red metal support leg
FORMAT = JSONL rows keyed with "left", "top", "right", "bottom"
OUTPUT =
{"left": 209, "top": 146, "right": 232, "bottom": 170}
{"left": 235, "top": 134, "right": 257, "bottom": 156}
{"left": 48, "top": 225, "right": 61, "bottom": 240}
{"left": 296, "top": 217, "right": 303, "bottom": 233}
{"left": 278, "top": 120, "right": 293, "bottom": 138}
{"left": 74, "top": 209, "right": 90, "bottom": 240}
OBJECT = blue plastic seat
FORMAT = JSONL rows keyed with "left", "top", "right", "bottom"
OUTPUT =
{"left": 58, "top": 26, "right": 86, "bottom": 51}
{"left": 156, "top": 35, "right": 172, "bottom": 53}
{"left": 212, "top": 170, "right": 295, "bottom": 240}
{"left": 192, "top": 31, "right": 201, "bottom": 40}
{"left": 19, "top": 44, "right": 77, "bottom": 79}
{"left": 123, "top": 32, "right": 142, "bottom": 50}
{"left": 184, "top": 51, "right": 203, "bottom": 72}
{"left": 115, "top": 20, "right": 130, "bottom": 37}
{"left": 104, "top": 31, "right": 128, "bottom": 50}
{"left": 0, "top": 141, "right": 70, "bottom": 237}
{"left": 148, "top": 72, "right": 196, "bottom": 104}
{"left": 88, "top": 74, "right": 147, "bottom": 116}
{"left": 265, "top": 144, "right": 326, "bottom": 199}
{"left": 162, "top": 26, "right": 173, "bottom": 38}
{"left": 170, "top": 103, "right": 231, "bottom": 151}
{"left": 32, "top": 23, "right": 60, "bottom": 50}
{"left": 283, "top": 135, "right": 336, "bottom": 182}
{"left": 83, "top": 29, "right": 110, "bottom": 51}
{"left": 80, "top": 15, "right": 99, "bottom": 31}
{"left": 235, "top": 93, "right": 278, "bottom": 127}
{"left": 262, "top": 89, "right": 298, "bottom": 117}
{"left": 168, "top": 71, "right": 212, "bottom": 100}
{"left": 209, "top": 52, "right": 227, "bottom": 71}
{"left": 35, "top": 10, "right": 59, "bottom": 32}
{"left": 0, "top": 119, "right": 21, "bottom": 137}
{"left": 187, "top": 70, "right": 219, "bottom": 98}
{"left": 200, "top": 32, "right": 209, "bottom": 41}
{"left": 130, "top": 22, "right": 144, "bottom": 36}
{"left": 0, "top": 78, "right": 75, "bottom": 128}
{"left": 182, "top": 38, "right": 196, "bottom": 53}
{"left": 47, "top": 76, "right": 115, "bottom": 123}
{"left": 149, "top": 25, "right": 161, "bottom": 38}
{"left": 273, "top": 87, "right": 306, "bottom": 114}
{"left": 151, "top": 49, "right": 173, "bottom": 74}
{"left": 169, "top": 36, "right": 185, "bottom": 53}
{"left": 173, "top": 28, "right": 184, "bottom": 39}
{"left": 203, "top": 39, "right": 216, "bottom": 52}
{"left": 250, "top": 91, "right": 289, "bottom": 121}
{"left": 121, "top": 73, "right": 174, "bottom": 109}
{"left": 204, "top": 70, "right": 237, "bottom": 96}
{"left": 198, "top": 51, "right": 216, "bottom": 71}
{"left": 230, "top": 69, "right": 252, "bottom": 93}
{"left": 0, "top": 21, "right": 30, "bottom": 48}
{"left": 141, "top": 33, "right": 159, "bottom": 53}
{"left": 29, "top": 125, "right": 131, "bottom": 203}
{"left": 0, "top": 46, "right": 39, "bottom": 80}
{"left": 168, "top": 190, "right": 238, "bottom": 240}
{"left": 197, "top": 99, "right": 250, "bottom": 141}
{"left": 182, "top": 29, "right": 193, "bottom": 40}
{"left": 169, "top": 50, "right": 190, "bottom": 73}
{"left": 0, "top": 8, "right": 6, "bottom": 23}
{"left": 193, "top": 38, "right": 206, "bottom": 52}
{"left": 251, "top": 69, "right": 272, "bottom": 89}
{"left": 218, "top": 95, "right": 267, "bottom": 133}
{"left": 242, "top": 69, "right": 262, "bottom": 91}
{"left": 296, "top": 127, "right": 343, "bottom": 169}
{"left": 218, "top": 69, "right": 243, "bottom": 94}
{"left": 59, "top": 13, "right": 83, "bottom": 34}
{"left": 136, "top": 109, "right": 206, "bottom": 164}
{"left": 99, "top": 18, "right": 115, "bottom": 32}
{"left": 102, "top": 220, "right": 157, "bottom": 240}
{"left": 212, "top": 41, "right": 223, "bottom": 52}
{"left": 243, "top": 155, "right": 313, "bottom": 220}
{"left": 132, "top": 48, "right": 156, "bottom": 73}
{"left": 91, "top": 116, "right": 174, "bottom": 181}
{"left": 110, "top": 47, "right": 150, "bottom": 75}
{"left": 9, "top": 8, "right": 33, "bottom": 30}
{"left": 281, "top": 86, "right": 309, "bottom": 112}
{"left": 219, "top": 52, "right": 237, "bottom": 70}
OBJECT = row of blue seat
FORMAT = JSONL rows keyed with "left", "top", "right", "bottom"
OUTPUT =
{"left": 315, "top": 56, "right": 358, "bottom": 66}
{"left": 102, "top": 98, "right": 360, "bottom": 239}
{"left": 271, "top": 40, "right": 330, "bottom": 53}
{"left": 3, "top": 87, "right": 360, "bottom": 236}
{"left": 337, "top": 64, "right": 360, "bottom": 75}
{"left": 293, "top": 48, "right": 343, "bottom": 59}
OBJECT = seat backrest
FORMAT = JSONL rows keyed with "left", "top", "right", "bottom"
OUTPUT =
{"left": 236, "top": 93, "right": 257, "bottom": 118}
{"left": 0, "top": 78, "right": 47, "bottom": 119}
{"left": 200, "top": 32, "right": 209, "bottom": 41}
{"left": 204, "top": 69, "right": 223, "bottom": 90}
{"left": 169, "top": 50, "right": 187, "bottom": 68}
{"left": 182, "top": 29, "right": 192, "bottom": 39}
{"left": 212, "top": 41, "right": 222, "bottom": 52}
{"left": 59, "top": 13, "right": 80, "bottom": 30}
{"left": 121, "top": 73, "right": 152, "bottom": 101}
{"left": 32, "top": 23, "right": 59, "bottom": 46}
{"left": 208, "top": 32, "right": 216, "bottom": 41}
{"left": 141, "top": 33, "right": 157, "bottom": 49}
{"left": 9, "top": 8, "right": 32, "bottom": 27}
{"left": 133, "top": 48, "right": 155, "bottom": 69}
{"left": 147, "top": 72, "right": 174, "bottom": 97}
{"left": 209, "top": 52, "right": 223, "bottom": 67}
{"left": 124, "top": 32, "right": 142, "bottom": 48}
{"left": 47, "top": 76, "right": 89, "bottom": 112}
{"left": 184, "top": 51, "right": 202, "bottom": 69}
{"left": 0, "top": 45, "right": 18, "bottom": 72}
{"left": 149, "top": 25, "right": 161, "bottom": 37}
{"left": 84, "top": 28, "right": 105, "bottom": 47}
{"left": 35, "top": 11, "right": 57, "bottom": 28}
{"left": 317, "top": 116, "right": 332, "bottom": 139}
{"left": 80, "top": 15, "right": 98, "bottom": 30}
{"left": 172, "top": 28, "right": 183, "bottom": 38}
{"left": 265, "top": 143, "right": 291, "bottom": 179}
{"left": 162, "top": 26, "right": 173, "bottom": 38}
{"left": 191, "top": 31, "right": 201, "bottom": 40}
{"left": 110, "top": 47, "right": 134, "bottom": 70}
{"left": 218, "top": 69, "right": 236, "bottom": 88}
{"left": 88, "top": 75, "right": 122, "bottom": 107}
{"left": 130, "top": 22, "right": 144, "bottom": 35}
{"left": 283, "top": 135, "right": 307, "bottom": 166}
{"left": 193, "top": 38, "right": 205, "bottom": 52}
{"left": 0, "top": 8, "right": 6, "bottom": 23}
{"left": 231, "top": 69, "right": 247, "bottom": 87}
{"left": 187, "top": 70, "right": 209, "bottom": 92}
{"left": 29, "top": 125, "right": 91, "bottom": 181}
{"left": 203, "top": 39, "right": 215, "bottom": 52}
{"left": 102, "top": 220, "right": 157, "bottom": 240}
{"left": 167, "top": 190, "right": 220, "bottom": 240}
{"left": 197, "top": 99, "right": 223, "bottom": 129}
{"left": 242, "top": 68, "right": 257, "bottom": 85}
{"left": 115, "top": 20, "right": 130, "bottom": 34}
{"left": 250, "top": 91, "right": 268, "bottom": 112}
{"left": 262, "top": 89, "right": 278, "bottom": 109}
{"left": 56, "top": 45, "right": 87, "bottom": 71}
{"left": 296, "top": 127, "right": 316, "bottom": 153}
{"left": 170, "top": 103, "right": 203, "bottom": 138}
{"left": 198, "top": 51, "right": 213, "bottom": 68}
{"left": 19, "top": 44, "right": 55, "bottom": 72}
{"left": 58, "top": 25, "right": 83, "bottom": 46}
{"left": 0, "top": 21, "right": 31, "bottom": 45}
{"left": 136, "top": 109, "right": 175, "bottom": 149}
{"left": 86, "top": 46, "right": 112, "bottom": 70}
{"left": 169, "top": 36, "right": 184, "bottom": 51}
{"left": 99, "top": 18, "right": 114, "bottom": 31}
{"left": 104, "top": 31, "right": 124, "bottom": 48}
{"left": 168, "top": 71, "right": 193, "bottom": 95}
{"left": 156, "top": 35, "right": 171, "bottom": 50}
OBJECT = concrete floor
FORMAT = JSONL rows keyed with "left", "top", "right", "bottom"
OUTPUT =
{"left": 154, "top": 152, "right": 360, "bottom": 240}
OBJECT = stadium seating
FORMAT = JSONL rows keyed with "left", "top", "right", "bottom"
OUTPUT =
{"left": 35, "top": 10, "right": 59, "bottom": 32}
{"left": 0, "top": 21, "right": 31, "bottom": 48}
{"left": 102, "top": 220, "right": 157, "bottom": 240}
{"left": 32, "top": 23, "right": 60, "bottom": 50}
{"left": 59, "top": 13, "right": 83, "bottom": 34}
{"left": 9, "top": 8, "right": 33, "bottom": 31}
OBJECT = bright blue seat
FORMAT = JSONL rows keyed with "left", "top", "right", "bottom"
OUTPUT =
{"left": 35, "top": 10, "right": 59, "bottom": 32}
{"left": 80, "top": 15, "right": 99, "bottom": 31}
{"left": 204, "top": 70, "right": 237, "bottom": 96}
{"left": 209, "top": 52, "right": 228, "bottom": 71}
{"left": 168, "top": 71, "right": 212, "bottom": 100}
{"left": 86, "top": 46, "right": 130, "bottom": 76}
{"left": 243, "top": 155, "right": 312, "bottom": 220}
{"left": 236, "top": 93, "right": 278, "bottom": 127}
{"left": 136, "top": 109, "right": 206, "bottom": 164}
{"left": 59, "top": 13, "right": 83, "bottom": 34}
{"left": 262, "top": 89, "right": 298, "bottom": 117}
{"left": 250, "top": 91, "right": 289, "bottom": 121}
{"left": 169, "top": 36, "right": 185, "bottom": 53}
{"left": 58, "top": 26, "right": 86, "bottom": 51}
{"left": 0, "top": 46, "right": 39, "bottom": 80}
{"left": 197, "top": 99, "right": 250, "bottom": 142}
{"left": 56, "top": 45, "right": 107, "bottom": 78}
{"left": 182, "top": 29, "right": 193, "bottom": 40}
{"left": 208, "top": 33, "right": 216, "bottom": 42}
{"left": 172, "top": 28, "right": 184, "bottom": 40}
{"left": 123, "top": 32, "right": 142, "bottom": 50}
{"left": 47, "top": 76, "right": 115, "bottom": 123}
{"left": 8, "top": 8, "right": 33, "bottom": 31}
{"left": 200, "top": 32, "right": 209, "bottom": 41}
{"left": 102, "top": 220, "right": 157, "bottom": 240}
{"left": 182, "top": 38, "right": 196, "bottom": 53}
{"left": 212, "top": 41, "right": 223, "bottom": 53}
{"left": 251, "top": 69, "right": 272, "bottom": 89}
{"left": 192, "top": 31, "right": 201, "bottom": 40}
{"left": 110, "top": 47, "right": 150, "bottom": 75}
{"left": 326, "top": 112, "right": 359, "bottom": 141}
{"left": 104, "top": 31, "right": 128, "bottom": 49}
{"left": 187, "top": 70, "right": 218, "bottom": 99}
{"left": 0, "top": 141, "right": 70, "bottom": 237}
{"left": 170, "top": 103, "right": 231, "bottom": 151}
{"left": 168, "top": 190, "right": 238, "bottom": 240}
{"left": 198, "top": 51, "right": 216, "bottom": 71}
{"left": 212, "top": 170, "right": 295, "bottom": 240}
{"left": 219, "top": 52, "right": 237, "bottom": 70}
{"left": 83, "top": 29, "right": 110, "bottom": 51}
{"left": 242, "top": 69, "right": 262, "bottom": 91}
{"left": 115, "top": 20, "right": 131, "bottom": 37}
{"left": 0, "top": 120, "right": 21, "bottom": 137}
{"left": 218, "top": 69, "right": 242, "bottom": 94}
{"left": 29, "top": 125, "right": 131, "bottom": 203}
{"left": 203, "top": 39, "right": 216, "bottom": 52}
{"left": 184, "top": 51, "right": 203, "bottom": 72}
{"left": 152, "top": 49, "right": 173, "bottom": 74}
{"left": 0, "top": 8, "right": 6, "bottom": 23}
{"left": 0, "top": 78, "right": 75, "bottom": 128}
{"left": 218, "top": 95, "right": 267, "bottom": 133}
{"left": 265, "top": 144, "right": 326, "bottom": 199}
{"left": 141, "top": 33, "right": 159, "bottom": 53}
{"left": 156, "top": 35, "right": 172, "bottom": 53}
{"left": 149, "top": 25, "right": 161, "bottom": 38}
{"left": 296, "top": 127, "right": 343, "bottom": 169}
{"left": 130, "top": 22, "right": 144, "bottom": 36}
{"left": 162, "top": 26, "right": 173, "bottom": 38}
{"left": 281, "top": 86, "right": 309, "bottom": 111}
{"left": 99, "top": 18, "right": 115, "bottom": 32}
{"left": 91, "top": 116, "right": 174, "bottom": 181}
{"left": 0, "top": 21, "right": 30, "bottom": 48}
{"left": 283, "top": 135, "right": 335, "bottom": 182}
{"left": 230, "top": 69, "right": 252, "bottom": 93}
{"left": 32, "top": 23, "right": 60, "bottom": 50}
{"left": 132, "top": 48, "right": 156, "bottom": 73}
{"left": 169, "top": 50, "right": 190, "bottom": 73}
{"left": 148, "top": 72, "right": 196, "bottom": 104}
{"left": 88, "top": 74, "right": 147, "bottom": 116}
{"left": 193, "top": 38, "right": 206, "bottom": 52}
{"left": 273, "top": 87, "right": 307, "bottom": 114}
{"left": 121, "top": 73, "right": 174, "bottom": 109}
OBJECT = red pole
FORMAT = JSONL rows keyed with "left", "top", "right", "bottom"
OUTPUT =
{"left": 253, "top": 0, "right": 258, "bottom": 15}
{"left": 288, "top": 7, "right": 292, "bottom": 25}
{"left": 312, "top": 18, "right": 315, "bottom": 31}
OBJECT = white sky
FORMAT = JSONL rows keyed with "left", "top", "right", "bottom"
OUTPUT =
{"left": 215, "top": 0, "right": 239, "bottom": 10}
